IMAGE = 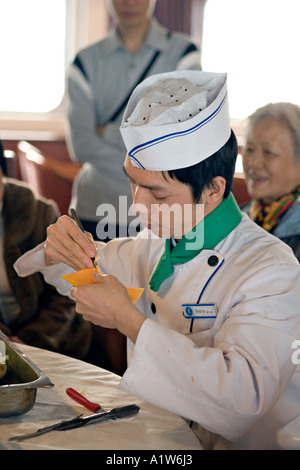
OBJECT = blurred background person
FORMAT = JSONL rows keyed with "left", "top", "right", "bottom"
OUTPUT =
{"left": 242, "top": 102, "right": 300, "bottom": 261}
{"left": 67, "top": 0, "right": 201, "bottom": 241}
{"left": 0, "top": 141, "right": 92, "bottom": 358}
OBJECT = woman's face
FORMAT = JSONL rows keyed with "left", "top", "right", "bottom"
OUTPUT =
{"left": 109, "top": 0, "right": 156, "bottom": 26}
{"left": 242, "top": 117, "right": 300, "bottom": 204}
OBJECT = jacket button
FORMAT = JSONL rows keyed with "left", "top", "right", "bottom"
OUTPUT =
{"left": 151, "top": 303, "right": 156, "bottom": 314}
{"left": 208, "top": 255, "right": 218, "bottom": 266}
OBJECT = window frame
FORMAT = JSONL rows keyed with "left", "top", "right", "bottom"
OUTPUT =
{"left": 0, "top": 0, "right": 109, "bottom": 136}
{"left": 201, "top": 0, "right": 300, "bottom": 144}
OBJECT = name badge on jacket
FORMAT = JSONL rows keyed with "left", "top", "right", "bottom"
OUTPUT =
{"left": 182, "top": 303, "right": 217, "bottom": 319}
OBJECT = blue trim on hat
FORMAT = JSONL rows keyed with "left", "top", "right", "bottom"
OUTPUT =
{"left": 129, "top": 92, "right": 228, "bottom": 169}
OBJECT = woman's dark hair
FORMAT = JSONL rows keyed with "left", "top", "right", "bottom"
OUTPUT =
{"left": 0, "top": 140, "right": 8, "bottom": 176}
{"left": 166, "top": 129, "right": 237, "bottom": 202}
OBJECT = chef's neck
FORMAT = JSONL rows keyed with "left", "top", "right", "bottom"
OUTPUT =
{"left": 172, "top": 196, "right": 224, "bottom": 244}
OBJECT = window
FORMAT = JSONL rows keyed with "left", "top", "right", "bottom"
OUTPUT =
{"left": 201, "top": 0, "right": 300, "bottom": 120}
{"left": 0, "top": 0, "right": 67, "bottom": 113}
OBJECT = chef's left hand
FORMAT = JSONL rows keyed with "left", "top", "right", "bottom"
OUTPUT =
{"left": 71, "top": 272, "right": 146, "bottom": 344}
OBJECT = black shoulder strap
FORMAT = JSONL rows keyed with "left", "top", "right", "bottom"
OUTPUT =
{"left": 109, "top": 31, "right": 174, "bottom": 123}
{"left": 108, "top": 49, "right": 161, "bottom": 123}
{"left": 72, "top": 48, "right": 162, "bottom": 124}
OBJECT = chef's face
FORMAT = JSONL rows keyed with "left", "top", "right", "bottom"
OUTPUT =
{"left": 124, "top": 155, "right": 203, "bottom": 239}
{"left": 108, "top": 0, "right": 156, "bottom": 26}
{"left": 242, "top": 118, "right": 300, "bottom": 204}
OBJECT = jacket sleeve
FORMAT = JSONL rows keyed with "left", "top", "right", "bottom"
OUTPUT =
{"left": 176, "top": 45, "right": 201, "bottom": 71}
{"left": 66, "top": 62, "right": 125, "bottom": 174}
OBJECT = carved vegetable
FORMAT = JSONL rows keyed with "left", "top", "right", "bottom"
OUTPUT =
{"left": 62, "top": 269, "right": 144, "bottom": 304}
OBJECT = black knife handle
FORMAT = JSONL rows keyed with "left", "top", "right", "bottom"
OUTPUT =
{"left": 57, "top": 404, "right": 140, "bottom": 431}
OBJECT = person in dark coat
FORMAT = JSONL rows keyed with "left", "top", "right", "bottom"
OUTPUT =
{"left": 0, "top": 142, "right": 92, "bottom": 358}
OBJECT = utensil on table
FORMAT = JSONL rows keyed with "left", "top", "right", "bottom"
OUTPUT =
{"left": 66, "top": 387, "right": 104, "bottom": 413}
{"left": 0, "top": 331, "right": 53, "bottom": 418}
{"left": 0, "top": 340, "right": 7, "bottom": 379}
{"left": 70, "top": 208, "right": 97, "bottom": 270}
{"left": 9, "top": 404, "right": 140, "bottom": 442}
{"left": 8, "top": 414, "right": 83, "bottom": 442}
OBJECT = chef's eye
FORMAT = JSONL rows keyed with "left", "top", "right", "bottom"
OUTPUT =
{"left": 154, "top": 194, "right": 167, "bottom": 201}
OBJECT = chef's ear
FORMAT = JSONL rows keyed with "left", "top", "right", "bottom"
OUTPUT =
{"left": 206, "top": 176, "right": 226, "bottom": 204}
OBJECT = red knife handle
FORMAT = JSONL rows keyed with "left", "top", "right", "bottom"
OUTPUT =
{"left": 66, "top": 387, "right": 101, "bottom": 412}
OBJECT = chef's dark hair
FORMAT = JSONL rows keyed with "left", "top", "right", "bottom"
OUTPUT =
{"left": 0, "top": 140, "right": 8, "bottom": 176}
{"left": 167, "top": 129, "right": 237, "bottom": 203}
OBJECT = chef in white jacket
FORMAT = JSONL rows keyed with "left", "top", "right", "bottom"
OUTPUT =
{"left": 14, "top": 71, "right": 300, "bottom": 450}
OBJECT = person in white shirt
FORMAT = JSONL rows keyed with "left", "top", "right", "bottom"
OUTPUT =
{"left": 15, "top": 71, "right": 300, "bottom": 450}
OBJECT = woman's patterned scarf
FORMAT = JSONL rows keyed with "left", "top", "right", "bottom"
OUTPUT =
{"left": 249, "top": 185, "right": 300, "bottom": 232}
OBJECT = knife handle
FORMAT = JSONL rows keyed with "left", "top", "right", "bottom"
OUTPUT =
{"left": 66, "top": 387, "right": 102, "bottom": 412}
{"left": 57, "top": 404, "right": 140, "bottom": 431}
{"left": 70, "top": 208, "right": 97, "bottom": 268}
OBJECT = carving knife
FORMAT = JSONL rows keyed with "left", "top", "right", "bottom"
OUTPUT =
{"left": 9, "top": 404, "right": 140, "bottom": 441}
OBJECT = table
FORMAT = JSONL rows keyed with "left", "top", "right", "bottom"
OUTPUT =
{"left": 0, "top": 344, "right": 202, "bottom": 450}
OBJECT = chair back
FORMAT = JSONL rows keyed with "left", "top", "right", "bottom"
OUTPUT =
{"left": 232, "top": 174, "right": 251, "bottom": 207}
{"left": 17, "top": 141, "right": 82, "bottom": 215}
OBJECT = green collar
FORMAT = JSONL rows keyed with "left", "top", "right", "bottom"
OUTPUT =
{"left": 149, "top": 193, "right": 242, "bottom": 292}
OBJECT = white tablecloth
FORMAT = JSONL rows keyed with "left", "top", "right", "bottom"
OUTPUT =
{"left": 0, "top": 344, "right": 202, "bottom": 450}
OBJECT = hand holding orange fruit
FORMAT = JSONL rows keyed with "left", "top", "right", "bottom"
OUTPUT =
{"left": 62, "top": 265, "right": 144, "bottom": 304}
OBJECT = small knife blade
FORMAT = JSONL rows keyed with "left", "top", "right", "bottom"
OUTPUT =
{"left": 8, "top": 414, "right": 83, "bottom": 442}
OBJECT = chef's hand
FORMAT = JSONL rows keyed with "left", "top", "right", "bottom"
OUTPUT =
{"left": 71, "top": 272, "right": 146, "bottom": 344}
{"left": 45, "top": 215, "right": 97, "bottom": 271}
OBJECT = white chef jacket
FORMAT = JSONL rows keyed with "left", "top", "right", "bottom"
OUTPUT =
{"left": 14, "top": 214, "right": 300, "bottom": 450}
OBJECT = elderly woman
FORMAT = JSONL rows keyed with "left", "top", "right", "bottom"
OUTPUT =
{"left": 242, "top": 102, "right": 300, "bottom": 261}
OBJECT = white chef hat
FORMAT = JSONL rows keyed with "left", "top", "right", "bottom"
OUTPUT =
{"left": 120, "top": 70, "right": 230, "bottom": 171}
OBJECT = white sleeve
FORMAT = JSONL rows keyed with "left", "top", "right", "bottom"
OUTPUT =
{"left": 13, "top": 243, "right": 75, "bottom": 297}
{"left": 13, "top": 237, "right": 142, "bottom": 298}
{"left": 13, "top": 242, "right": 47, "bottom": 276}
